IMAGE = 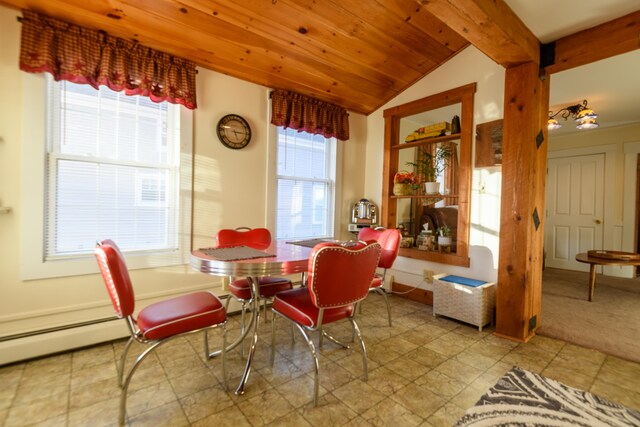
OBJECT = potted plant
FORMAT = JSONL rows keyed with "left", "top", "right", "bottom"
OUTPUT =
{"left": 406, "top": 145, "right": 453, "bottom": 194}
{"left": 436, "top": 224, "right": 452, "bottom": 247}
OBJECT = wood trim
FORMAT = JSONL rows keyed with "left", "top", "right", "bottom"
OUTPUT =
{"left": 635, "top": 155, "right": 640, "bottom": 272}
{"left": 418, "top": 0, "right": 540, "bottom": 67}
{"left": 545, "top": 10, "right": 640, "bottom": 75}
{"left": 495, "top": 61, "right": 549, "bottom": 342}
{"left": 397, "top": 248, "right": 470, "bottom": 267}
{"left": 383, "top": 83, "right": 477, "bottom": 118}
{"left": 391, "top": 282, "right": 433, "bottom": 305}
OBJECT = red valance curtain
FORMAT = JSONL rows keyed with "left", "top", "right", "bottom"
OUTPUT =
{"left": 271, "top": 89, "right": 349, "bottom": 141}
{"left": 19, "top": 10, "right": 197, "bottom": 109}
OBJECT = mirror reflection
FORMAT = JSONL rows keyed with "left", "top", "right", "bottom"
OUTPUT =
{"left": 395, "top": 104, "right": 461, "bottom": 254}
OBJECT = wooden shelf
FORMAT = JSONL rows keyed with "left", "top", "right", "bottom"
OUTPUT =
{"left": 381, "top": 84, "right": 476, "bottom": 267}
{"left": 392, "top": 133, "right": 461, "bottom": 150}
{"left": 398, "top": 247, "right": 470, "bottom": 267}
{"left": 391, "top": 194, "right": 458, "bottom": 200}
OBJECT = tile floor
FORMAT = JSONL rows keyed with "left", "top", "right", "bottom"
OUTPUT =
{"left": 2, "top": 293, "right": 640, "bottom": 426}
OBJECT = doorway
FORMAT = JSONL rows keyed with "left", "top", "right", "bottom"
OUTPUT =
{"left": 545, "top": 153, "right": 605, "bottom": 271}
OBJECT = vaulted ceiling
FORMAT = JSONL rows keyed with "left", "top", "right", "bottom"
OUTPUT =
{"left": 0, "top": 0, "right": 501, "bottom": 114}
{"left": 0, "top": 0, "right": 637, "bottom": 116}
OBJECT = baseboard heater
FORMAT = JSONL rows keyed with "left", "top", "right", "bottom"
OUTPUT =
{"left": 0, "top": 315, "right": 119, "bottom": 343}
{"left": 0, "top": 294, "right": 237, "bottom": 344}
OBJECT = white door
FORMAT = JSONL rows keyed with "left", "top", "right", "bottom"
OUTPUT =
{"left": 545, "top": 154, "right": 605, "bottom": 271}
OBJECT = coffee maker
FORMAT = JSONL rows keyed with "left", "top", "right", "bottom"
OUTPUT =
{"left": 348, "top": 198, "right": 378, "bottom": 232}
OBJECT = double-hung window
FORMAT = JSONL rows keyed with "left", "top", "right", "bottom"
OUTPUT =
{"left": 275, "top": 127, "right": 336, "bottom": 240}
{"left": 21, "top": 73, "right": 192, "bottom": 280}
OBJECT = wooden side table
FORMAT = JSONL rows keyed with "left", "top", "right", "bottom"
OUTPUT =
{"left": 575, "top": 251, "right": 640, "bottom": 301}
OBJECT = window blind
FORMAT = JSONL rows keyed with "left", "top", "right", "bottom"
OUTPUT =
{"left": 45, "top": 78, "right": 180, "bottom": 259}
{"left": 275, "top": 127, "right": 334, "bottom": 240}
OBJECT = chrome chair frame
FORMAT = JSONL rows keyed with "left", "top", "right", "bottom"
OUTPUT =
{"left": 270, "top": 305, "right": 366, "bottom": 406}
{"left": 95, "top": 240, "right": 227, "bottom": 425}
{"left": 269, "top": 241, "right": 380, "bottom": 406}
{"left": 116, "top": 320, "right": 227, "bottom": 425}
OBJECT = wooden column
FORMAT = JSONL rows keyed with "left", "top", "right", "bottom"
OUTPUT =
{"left": 495, "top": 61, "right": 549, "bottom": 342}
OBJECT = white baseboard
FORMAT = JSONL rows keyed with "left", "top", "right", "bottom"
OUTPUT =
{"left": 0, "top": 320, "right": 129, "bottom": 366}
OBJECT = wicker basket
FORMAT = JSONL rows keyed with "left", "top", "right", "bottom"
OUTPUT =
{"left": 433, "top": 274, "right": 496, "bottom": 331}
{"left": 393, "top": 183, "right": 413, "bottom": 196}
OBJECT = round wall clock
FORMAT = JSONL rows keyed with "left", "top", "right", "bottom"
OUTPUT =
{"left": 216, "top": 114, "right": 252, "bottom": 149}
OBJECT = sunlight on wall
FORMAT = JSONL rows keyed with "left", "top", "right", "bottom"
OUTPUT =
{"left": 470, "top": 168, "right": 502, "bottom": 269}
{"left": 480, "top": 101, "right": 502, "bottom": 122}
{"left": 192, "top": 153, "right": 224, "bottom": 250}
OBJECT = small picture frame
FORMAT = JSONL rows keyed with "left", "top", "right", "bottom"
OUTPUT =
{"left": 475, "top": 119, "right": 503, "bottom": 167}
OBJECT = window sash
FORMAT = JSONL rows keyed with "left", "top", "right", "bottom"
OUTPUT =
{"left": 44, "top": 78, "right": 180, "bottom": 260}
{"left": 275, "top": 127, "right": 335, "bottom": 240}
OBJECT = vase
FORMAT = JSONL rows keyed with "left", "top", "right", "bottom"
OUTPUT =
{"left": 393, "top": 183, "right": 411, "bottom": 196}
{"left": 438, "top": 236, "right": 452, "bottom": 247}
{"left": 424, "top": 182, "right": 440, "bottom": 195}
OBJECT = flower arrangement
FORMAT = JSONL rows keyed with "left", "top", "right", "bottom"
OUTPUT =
{"left": 393, "top": 171, "right": 417, "bottom": 184}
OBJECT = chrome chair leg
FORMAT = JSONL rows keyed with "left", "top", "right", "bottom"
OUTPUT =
{"left": 119, "top": 341, "right": 162, "bottom": 425}
{"left": 321, "top": 330, "right": 350, "bottom": 349}
{"left": 204, "top": 325, "right": 228, "bottom": 390}
{"left": 270, "top": 312, "right": 277, "bottom": 366}
{"left": 221, "top": 325, "right": 227, "bottom": 391}
{"left": 272, "top": 312, "right": 320, "bottom": 406}
{"left": 203, "top": 329, "right": 210, "bottom": 360}
{"left": 375, "top": 287, "right": 393, "bottom": 326}
{"left": 350, "top": 317, "right": 368, "bottom": 381}
{"left": 295, "top": 323, "right": 320, "bottom": 406}
{"left": 117, "top": 337, "right": 135, "bottom": 387}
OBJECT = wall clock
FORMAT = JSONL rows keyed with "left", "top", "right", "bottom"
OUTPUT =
{"left": 216, "top": 114, "right": 252, "bottom": 149}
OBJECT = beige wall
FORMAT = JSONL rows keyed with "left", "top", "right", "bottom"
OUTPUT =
{"left": 0, "top": 4, "right": 367, "bottom": 363}
{"left": 363, "top": 46, "right": 506, "bottom": 286}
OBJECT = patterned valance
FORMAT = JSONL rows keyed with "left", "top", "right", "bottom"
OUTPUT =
{"left": 19, "top": 10, "right": 197, "bottom": 109}
{"left": 271, "top": 89, "right": 349, "bottom": 141}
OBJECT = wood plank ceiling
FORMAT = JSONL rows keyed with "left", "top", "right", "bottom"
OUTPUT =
{"left": 0, "top": 0, "right": 472, "bottom": 114}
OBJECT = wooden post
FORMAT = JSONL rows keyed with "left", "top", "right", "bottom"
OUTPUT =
{"left": 495, "top": 61, "right": 549, "bottom": 342}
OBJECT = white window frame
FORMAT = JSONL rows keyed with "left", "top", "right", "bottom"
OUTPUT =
{"left": 268, "top": 125, "right": 337, "bottom": 240}
{"left": 21, "top": 73, "right": 193, "bottom": 280}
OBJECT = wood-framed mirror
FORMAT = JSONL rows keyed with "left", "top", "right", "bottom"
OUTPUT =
{"left": 381, "top": 83, "right": 476, "bottom": 267}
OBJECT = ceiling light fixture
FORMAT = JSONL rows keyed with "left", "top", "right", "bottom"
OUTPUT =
{"left": 548, "top": 99, "right": 599, "bottom": 130}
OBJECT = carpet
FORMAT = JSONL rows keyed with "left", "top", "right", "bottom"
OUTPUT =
{"left": 538, "top": 268, "right": 640, "bottom": 363}
{"left": 454, "top": 366, "right": 640, "bottom": 426}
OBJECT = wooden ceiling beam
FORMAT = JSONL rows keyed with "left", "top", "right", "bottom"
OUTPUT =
{"left": 544, "top": 10, "right": 640, "bottom": 75}
{"left": 417, "top": 0, "right": 540, "bottom": 67}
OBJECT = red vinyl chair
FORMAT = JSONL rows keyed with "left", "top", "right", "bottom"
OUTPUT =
{"left": 357, "top": 227, "right": 401, "bottom": 326}
{"left": 216, "top": 227, "right": 293, "bottom": 327}
{"left": 270, "top": 240, "right": 381, "bottom": 406}
{"left": 94, "top": 240, "right": 227, "bottom": 425}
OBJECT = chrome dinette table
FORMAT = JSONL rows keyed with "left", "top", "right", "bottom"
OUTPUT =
{"left": 190, "top": 240, "right": 314, "bottom": 395}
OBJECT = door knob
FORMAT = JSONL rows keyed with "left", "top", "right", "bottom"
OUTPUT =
{"left": 594, "top": 219, "right": 602, "bottom": 224}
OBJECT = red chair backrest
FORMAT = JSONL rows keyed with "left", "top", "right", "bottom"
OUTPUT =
{"left": 216, "top": 227, "right": 271, "bottom": 250}
{"left": 358, "top": 228, "right": 401, "bottom": 269}
{"left": 307, "top": 241, "right": 381, "bottom": 308}
{"left": 94, "top": 241, "right": 135, "bottom": 318}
